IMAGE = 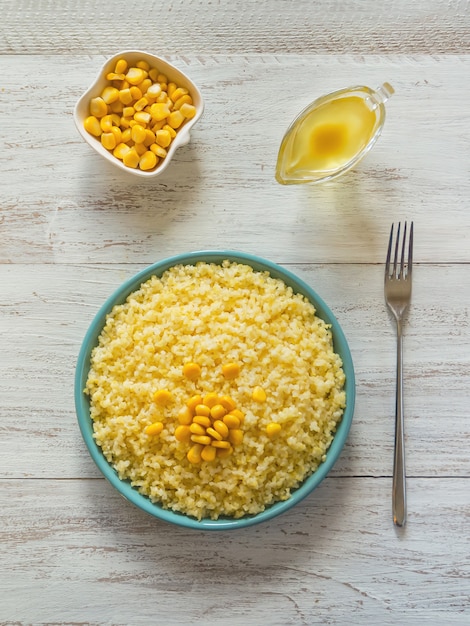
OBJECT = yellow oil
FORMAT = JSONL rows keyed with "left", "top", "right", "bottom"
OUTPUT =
{"left": 278, "top": 95, "right": 379, "bottom": 181}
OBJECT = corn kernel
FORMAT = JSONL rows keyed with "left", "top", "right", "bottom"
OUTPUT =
{"left": 129, "top": 86, "right": 143, "bottom": 101}
{"left": 183, "top": 362, "right": 201, "bottom": 380}
{"left": 156, "top": 91, "right": 170, "bottom": 104}
{"left": 131, "top": 124, "right": 147, "bottom": 144}
{"left": 150, "top": 102, "right": 171, "bottom": 121}
{"left": 139, "top": 150, "right": 157, "bottom": 171}
{"left": 122, "top": 106, "right": 135, "bottom": 118}
{"left": 134, "top": 111, "right": 152, "bottom": 125}
{"left": 229, "top": 429, "right": 244, "bottom": 446}
{"left": 186, "top": 394, "right": 203, "bottom": 412}
{"left": 252, "top": 386, "right": 267, "bottom": 403}
{"left": 144, "top": 422, "right": 163, "bottom": 436}
{"left": 157, "top": 73, "right": 168, "bottom": 84}
{"left": 174, "top": 425, "right": 191, "bottom": 443}
{"left": 170, "top": 87, "right": 188, "bottom": 102}
{"left": 84, "top": 115, "right": 102, "bottom": 136}
{"left": 222, "top": 362, "right": 240, "bottom": 380}
{"left": 189, "top": 423, "right": 206, "bottom": 436}
{"left": 153, "top": 389, "right": 173, "bottom": 405}
{"left": 203, "top": 393, "right": 220, "bottom": 408}
{"left": 139, "top": 78, "right": 152, "bottom": 94}
{"left": 120, "top": 126, "right": 132, "bottom": 143}
{"left": 213, "top": 420, "right": 229, "bottom": 439}
{"left": 126, "top": 67, "right": 146, "bottom": 85}
{"left": 110, "top": 126, "right": 122, "bottom": 145}
{"left": 177, "top": 405, "right": 193, "bottom": 425}
{"left": 119, "top": 88, "right": 133, "bottom": 105}
{"left": 167, "top": 82, "right": 177, "bottom": 98}
{"left": 211, "top": 440, "right": 231, "bottom": 449}
{"left": 222, "top": 414, "right": 240, "bottom": 429}
{"left": 229, "top": 409, "right": 245, "bottom": 423}
{"left": 206, "top": 427, "right": 223, "bottom": 441}
{"left": 106, "top": 72, "right": 125, "bottom": 81}
{"left": 155, "top": 129, "right": 172, "bottom": 148}
{"left": 266, "top": 422, "right": 282, "bottom": 439}
{"left": 219, "top": 395, "right": 236, "bottom": 412}
{"left": 187, "top": 443, "right": 203, "bottom": 464}
{"left": 146, "top": 83, "right": 162, "bottom": 99}
{"left": 113, "top": 142, "right": 131, "bottom": 159}
{"left": 134, "top": 142, "right": 147, "bottom": 156}
{"left": 194, "top": 404, "right": 211, "bottom": 417}
{"left": 151, "top": 120, "right": 166, "bottom": 132}
{"left": 100, "top": 114, "right": 115, "bottom": 133}
{"left": 109, "top": 100, "right": 124, "bottom": 114}
{"left": 148, "top": 68, "right": 159, "bottom": 82}
{"left": 167, "top": 110, "right": 184, "bottom": 129}
{"left": 210, "top": 404, "right": 227, "bottom": 420}
{"left": 133, "top": 96, "right": 148, "bottom": 111}
{"left": 192, "top": 415, "right": 211, "bottom": 428}
{"left": 191, "top": 434, "right": 212, "bottom": 446}
{"left": 143, "top": 129, "right": 156, "bottom": 147}
{"left": 180, "top": 103, "right": 197, "bottom": 119}
{"left": 173, "top": 94, "right": 193, "bottom": 110}
{"left": 115, "top": 59, "right": 128, "bottom": 74}
{"left": 101, "top": 132, "right": 116, "bottom": 150}
{"left": 162, "top": 124, "right": 177, "bottom": 138}
{"left": 201, "top": 445, "right": 217, "bottom": 462}
{"left": 150, "top": 144, "right": 167, "bottom": 158}
{"left": 101, "top": 86, "right": 119, "bottom": 104}
{"left": 90, "top": 97, "right": 108, "bottom": 118}
{"left": 121, "top": 127, "right": 132, "bottom": 143}
{"left": 136, "top": 60, "right": 150, "bottom": 71}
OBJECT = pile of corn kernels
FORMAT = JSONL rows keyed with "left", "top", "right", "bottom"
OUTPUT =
{"left": 83, "top": 57, "right": 196, "bottom": 171}
{"left": 143, "top": 361, "right": 283, "bottom": 464}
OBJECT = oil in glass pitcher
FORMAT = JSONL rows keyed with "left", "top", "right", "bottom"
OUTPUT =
{"left": 275, "top": 83, "right": 394, "bottom": 185}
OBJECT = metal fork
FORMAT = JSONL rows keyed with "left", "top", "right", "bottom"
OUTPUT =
{"left": 384, "top": 221, "right": 413, "bottom": 527}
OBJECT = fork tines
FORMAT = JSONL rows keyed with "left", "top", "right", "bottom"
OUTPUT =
{"left": 386, "top": 221, "right": 414, "bottom": 280}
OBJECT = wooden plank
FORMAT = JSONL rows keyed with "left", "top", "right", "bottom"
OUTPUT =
{"left": 1, "top": 263, "right": 469, "bottom": 479}
{"left": 1, "top": 55, "right": 470, "bottom": 264}
{"left": 1, "top": 0, "right": 468, "bottom": 54}
{"left": 0, "top": 476, "right": 468, "bottom": 624}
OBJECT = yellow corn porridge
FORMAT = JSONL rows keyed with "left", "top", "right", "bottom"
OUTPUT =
{"left": 85, "top": 261, "right": 346, "bottom": 520}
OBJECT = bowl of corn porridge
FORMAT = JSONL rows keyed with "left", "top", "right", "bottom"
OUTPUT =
{"left": 74, "top": 50, "right": 204, "bottom": 177}
{"left": 75, "top": 251, "right": 355, "bottom": 530}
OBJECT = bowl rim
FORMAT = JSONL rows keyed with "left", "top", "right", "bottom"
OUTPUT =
{"left": 73, "top": 49, "right": 204, "bottom": 178}
{"left": 75, "top": 250, "right": 356, "bottom": 530}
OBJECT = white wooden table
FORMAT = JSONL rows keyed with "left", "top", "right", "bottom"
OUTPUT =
{"left": 1, "top": 1, "right": 469, "bottom": 624}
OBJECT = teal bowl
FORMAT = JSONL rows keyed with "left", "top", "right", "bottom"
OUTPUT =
{"left": 75, "top": 251, "right": 355, "bottom": 530}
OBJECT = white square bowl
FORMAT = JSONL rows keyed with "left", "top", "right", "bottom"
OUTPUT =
{"left": 74, "top": 50, "right": 204, "bottom": 178}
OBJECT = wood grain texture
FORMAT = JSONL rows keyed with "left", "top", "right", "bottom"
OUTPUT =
{"left": 1, "top": 2, "right": 470, "bottom": 624}
{"left": 1, "top": 0, "right": 469, "bottom": 54}
{"left": 1, "top": 478, "right": 469, "bottom": 624}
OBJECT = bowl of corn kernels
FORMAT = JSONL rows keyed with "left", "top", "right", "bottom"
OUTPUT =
{"left": 74, "top": 50, "right": 204, "bottom": 177}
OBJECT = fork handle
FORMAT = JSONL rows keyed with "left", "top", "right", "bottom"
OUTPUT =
{"left": 393, "top": 319, "right": 407, "bottom": 527}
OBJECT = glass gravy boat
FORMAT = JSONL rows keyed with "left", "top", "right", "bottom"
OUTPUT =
{"left": 275, "top": 82, "right": 394, "bottom": 185}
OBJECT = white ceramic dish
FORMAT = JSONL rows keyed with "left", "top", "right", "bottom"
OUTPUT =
{"left": 74, "top": 50, "right": 204, "bottom": 178}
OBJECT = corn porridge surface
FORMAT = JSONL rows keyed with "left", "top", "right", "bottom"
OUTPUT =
{"left": 85, "top": 261, "right": 346, "bottom": 520}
